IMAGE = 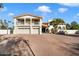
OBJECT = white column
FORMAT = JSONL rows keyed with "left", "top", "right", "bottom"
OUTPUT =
{"left": 14, "top": 18, "right": 17, "bottom": 27}
{"left": 13, "top": 18, "right": 17, "bottom": 34}
{"left": 40, "top": 19, "right": 42, "bottom": 34}
{"left": 30, "top": 18, "right": 32, "bottom": 34}
{"left": 24, "top": 18, "right": 26, "bottom": 25}
{"left": 14, "top": 18, "right": 17, "bottom": 30}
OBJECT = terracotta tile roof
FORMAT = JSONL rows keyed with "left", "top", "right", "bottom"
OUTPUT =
{"left": 42, "top": 22, "right": 48, "bottom": 27}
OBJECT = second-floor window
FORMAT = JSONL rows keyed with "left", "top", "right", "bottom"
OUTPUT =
{"left": 33, "top": 19, "right": 39, "bottom": 24}
{"left": 17, "top": 19, "right": 24, "bottom": 25}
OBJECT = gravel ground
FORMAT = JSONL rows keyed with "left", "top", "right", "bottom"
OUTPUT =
{"left": 0, "top": 37, "right": 34, "bottom": 56}
{"left": 0, "top": 34, "right": 79, "bottom": 56}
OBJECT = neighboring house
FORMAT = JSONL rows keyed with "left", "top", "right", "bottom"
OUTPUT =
{"left": 57, "top": 23, "right": 66, "bottom": 32}
{"left": 48, "top": 20, "right": 54, "bottom": 33}
{"left": 13, "top": 14, "right": 42, "bottom": 34}
{"left": 42, "top": 23, "right": 48, "bottom": 33}
{"left": 57, "top": 24, "right": 79, "bottom": 34}
{"left": 48, "top": 20, "right": 66, "bottom": 33}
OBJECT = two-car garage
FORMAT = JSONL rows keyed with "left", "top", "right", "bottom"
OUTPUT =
{"left": 32, "top": 28, "right": 40, "bottom": 34}
{"left": 14, "top": 28, "right": 30, "bottom": 34}
{"left": 14, "top": 27, "right": 40, "bottom": 34}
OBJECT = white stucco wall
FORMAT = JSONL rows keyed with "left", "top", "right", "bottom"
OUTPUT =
{"left": 57, "top": 25, "right": 66, "bottom": 30}
{"left": 64, "top": 30, "right": 79, "bottom": 34}
{"left": 0, "top": 30, "right": 10, "bottom": 34}
{"left": 14, "top": 15, "right": 42, "bottom": 34}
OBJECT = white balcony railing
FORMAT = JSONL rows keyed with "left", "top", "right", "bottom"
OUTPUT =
{"left": 32, "top": 23, "right": 40, "bottom": 26}
{"left": 16, "top": 23, "right": 30, "bottom": 26}
{"left": 16, "top": 22, "right": 40, "bottom": 26}
{"left": 16, "top": 23, "right": 24, "bottom": 26}
{"left": 25, "top": 23, "right": 30, "bottom": 26}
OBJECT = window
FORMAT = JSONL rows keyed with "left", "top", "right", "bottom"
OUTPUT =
{"left": 17, "top": 19, "right": 24, "bottom": 25}
{"left": 33, "top": 20, "right": 39, "bottom": 25}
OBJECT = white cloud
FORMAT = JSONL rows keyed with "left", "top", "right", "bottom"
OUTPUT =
{"left": 73, "top": 13, "right": 79, "bottom": 19}
{"left": 59, "top": 3, "right": 79, "bottom": 7}
{"left": 36, "top": 5, "right": 52, "bottom": 13}
{"left": 58, "top": 8, "right": 68, "bottom": 13}
{"left": 8, "top": 13, "right": 14, "bottom": 16}
{"left": 76, "top": 13, "right": 79, "bottom": 16}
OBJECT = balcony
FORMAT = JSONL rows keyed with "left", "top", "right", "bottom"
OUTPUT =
{"left": 16, "top": 23, "right": 30, "bottom": 26}
{"left": 16, "top": 23, "right": 24, "bottom": 26}
{"left": 32, "top": 22, "right": 40, "bottom": 26}
{"left": 25, "top": 23, "right": 30, "bottom": 26}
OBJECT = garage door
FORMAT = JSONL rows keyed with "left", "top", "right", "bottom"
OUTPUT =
{"left": 16, "top": 28, "right": 30, "bottom": 34}
{"left": 32, "top": 28, "right": 39, "bottom": 34}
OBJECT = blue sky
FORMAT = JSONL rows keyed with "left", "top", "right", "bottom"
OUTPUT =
{"left": 0, "top": 3, "right": 79, "bottom": 27}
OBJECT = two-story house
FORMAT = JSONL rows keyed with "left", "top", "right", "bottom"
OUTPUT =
{"left": 13, "top": 14, "right": 42, "bottom": 34}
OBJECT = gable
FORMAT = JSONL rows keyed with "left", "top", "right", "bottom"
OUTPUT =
{"left": 17, "top": 15, "right": 36, "bottom": 19}
{"left": 14, "top": 14, "right": 42, "bottom": 19}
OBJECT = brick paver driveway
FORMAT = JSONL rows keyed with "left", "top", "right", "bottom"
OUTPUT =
{"left": 2, "top": 34, "right": 79, "bottom": 56}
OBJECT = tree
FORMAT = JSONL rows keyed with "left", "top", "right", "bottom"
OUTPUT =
{"left": 71, "top": 21, "right": 77, "bottom": 25}
{"left": 0, "top": 20, "right": 8, "bottom": 29}
{"left": 1, "top": 20, "right": 8, "bottom": 29}
{"left": 0, "top": 20, "right": 3, "bottom": 29}
{"left": 66, "top": 23, "right": 71, "bottom": 30}
{"left": 50, "top": 18, "right": 65, "bottom": 28}
{"left": 70, "top": 21, "right": 79, "bottom": 30}
{"left": 49, "top": 18, "right": 65, "bottom": 33}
